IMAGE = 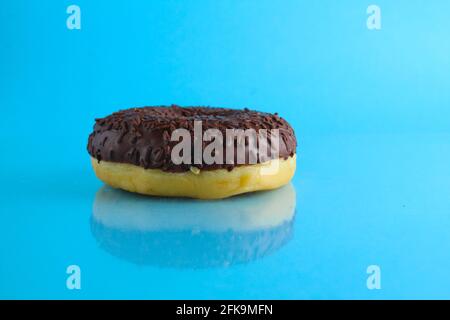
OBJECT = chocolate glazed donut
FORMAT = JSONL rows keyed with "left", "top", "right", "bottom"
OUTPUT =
{"left": 87, "top": 105, "right": 297, "bottom": 199}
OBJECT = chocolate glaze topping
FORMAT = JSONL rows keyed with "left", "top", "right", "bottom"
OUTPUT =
{"left": 87, "top": 105, "right": 296, "bottom": 172}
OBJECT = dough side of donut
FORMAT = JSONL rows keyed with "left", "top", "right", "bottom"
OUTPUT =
{"left": 91, "top": 155, "right": 296, "bottom": 199}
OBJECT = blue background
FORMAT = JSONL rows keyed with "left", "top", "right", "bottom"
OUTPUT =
{"left": 1, "top": 0, "right": 449, "bottom": 299}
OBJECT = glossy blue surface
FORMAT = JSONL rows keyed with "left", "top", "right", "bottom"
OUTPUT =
{"left": 1, "top": 1, "right": 449, "bottom": 299}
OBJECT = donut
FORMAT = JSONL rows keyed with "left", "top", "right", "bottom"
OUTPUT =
{"left": 91, "top": 184, "right": 296, "bottom": 267}
{"left": 87, "top": 105, "right": 297, "bottom": 199}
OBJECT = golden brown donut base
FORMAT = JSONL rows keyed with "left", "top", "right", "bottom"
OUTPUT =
{"left": 91, "top": 155, "right": 296, "bottom": 199}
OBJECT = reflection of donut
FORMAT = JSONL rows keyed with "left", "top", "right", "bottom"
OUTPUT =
{"left": 87, "top": 105, "right": 297, "bottom": 199}
{"left": 91, "top": 184, "right": 296, "bottom": 268}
